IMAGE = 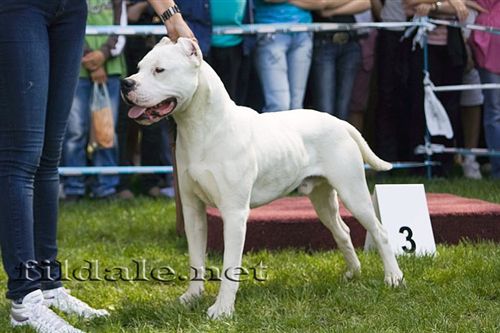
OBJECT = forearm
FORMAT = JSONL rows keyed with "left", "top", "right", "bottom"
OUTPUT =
{"left": 323, "top": 0, "right": 352, "bottom": 10}
{"left": 128, "top": 2, "right": 150, "bottom": 23}
{"left": 289, "top": 0, "right": 329, "bottom": 11}
{"left": 147, "top": 0, "right": 177, "bottom": 16}
{"left": 146, "top": 0, "right": 194, "bottom": 40}
{"left": 263, "top": 0, "right": 352, "bottom": 11}
{"left": 371, "top": 0, "right": 383, "bottom": 21}
{"left": 432, "top": 1, "right": 461, "bottom": 15}
{"left": 321, "top": 0, "right": 371, "bottom": 16}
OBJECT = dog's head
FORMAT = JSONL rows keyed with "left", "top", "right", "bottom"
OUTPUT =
{"left": 121, "top": 37, "right": 202, "bottom": 125}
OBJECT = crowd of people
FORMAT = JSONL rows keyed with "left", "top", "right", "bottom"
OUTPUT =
{"left": 59, "top": 0, "right": 500, "bottom": 202}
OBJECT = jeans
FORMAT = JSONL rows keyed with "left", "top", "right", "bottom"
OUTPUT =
{"left": 310, "top": 37, "right": 361, "bottom": 120}
{"left": 478, "top": 68, "right": 500, "bottom": 179}
{"left": 254, "top": 32, "right": 313, "bottom": 112}
{"left": 0, "top": 0, "right": 87, "bottom": 300}
{"left": 62, "top": 77, "right": 121, "bottom": 197}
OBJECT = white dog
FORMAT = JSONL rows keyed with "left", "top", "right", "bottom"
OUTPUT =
{"left": 121, "top": 37, "right": 404, "bottom": 319}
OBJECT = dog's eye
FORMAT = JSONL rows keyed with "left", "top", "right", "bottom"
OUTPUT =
{"left": 155, "top": 67, "right": 165, "bottom": 74}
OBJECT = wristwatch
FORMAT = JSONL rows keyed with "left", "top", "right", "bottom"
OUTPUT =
{"left": 160, "top": 5, "right": 181, "bottom": 24}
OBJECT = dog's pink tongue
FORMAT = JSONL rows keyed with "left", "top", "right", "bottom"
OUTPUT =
{"left": 128, "top": 106, "right": 147, "bottom": 119}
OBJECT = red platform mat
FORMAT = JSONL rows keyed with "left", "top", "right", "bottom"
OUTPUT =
{"left": 206, "top": 193, "right": 500, "bottom": 252}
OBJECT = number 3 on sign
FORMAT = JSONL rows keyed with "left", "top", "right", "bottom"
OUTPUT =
{"left": 365, "top": 184, "right": 437, "bottom": 256}
{"left": 399, "top": 226, "right": 416, "bottom": 253}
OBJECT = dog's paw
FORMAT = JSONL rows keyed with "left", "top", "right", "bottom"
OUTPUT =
{"left": 343, "top": 266, "right": 361, "bottom": 281}
{"left": 207, "top": 300, "right": 234, "bottom": 320}
{"left": 179, "top": 288, "right": 204, "bottom": 306}
{"left": 384, "top": 270, "right": 405, "bottom": 287}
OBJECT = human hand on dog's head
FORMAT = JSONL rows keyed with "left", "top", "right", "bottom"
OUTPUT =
{"left": 164, "top": 13, "right": 196, "bottom": 43}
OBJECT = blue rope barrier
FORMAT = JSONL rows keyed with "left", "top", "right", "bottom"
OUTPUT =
{"left": 58, "top": 163, "right": 437, "bottom": 176}
{"left": 59, "top": 166, "right": 173, "bottom": 176}
{"left": 366, "top": 161, "right": 440, "bottom": 170}
{"left": 414, "top": 145, "right": 500, "bottom": 157}
{"left": 85, "top": 22, "right": 417, "bottom": 36}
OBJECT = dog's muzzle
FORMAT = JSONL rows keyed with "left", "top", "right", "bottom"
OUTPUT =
{"left": 120, "top": 79, "right": 136, "bottom": 105}
{"left": 121, "top": 78, "right": 136, "bottom": 94}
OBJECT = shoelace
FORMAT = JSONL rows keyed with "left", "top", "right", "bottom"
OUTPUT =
{"left": 31, "top": 303, "right": 75, "bottom": 332}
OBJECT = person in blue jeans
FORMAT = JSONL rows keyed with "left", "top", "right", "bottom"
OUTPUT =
{"left": 62, "top": 0, "right": 126, "bottom": 200}
{"left": 0, "top": 0, "right": 194, "bottom": 331}
{"left": 310, "top": 0, "right": 371, "bottom": 120}
{"left": 470, "top": 0, "right": 500, "bottom": 179}
{"left": 254, "top": 0, "right": 316, "bottom": 112}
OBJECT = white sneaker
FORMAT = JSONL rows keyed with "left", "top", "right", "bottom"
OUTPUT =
{"left": 43, "top": 287, "right": 109, "bottom": 319}
{"left": 160, "top": 186, "right": 175, "bottom": 198}
{"left": 462, "top": 156, "right": 482, "bottom": 180}
{"left": 10, "top": 289, "right": 85, "bottom": 333}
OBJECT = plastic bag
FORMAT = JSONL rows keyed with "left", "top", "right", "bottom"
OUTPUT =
{"left": 423, "top": 72, "right": 454, "bottom": 139}
{"left": 88, "top": 82, "right": 115, "bottom": 154}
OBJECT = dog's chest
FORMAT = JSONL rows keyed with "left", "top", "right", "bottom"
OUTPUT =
{"left": 185, "top": 165, "right": 220, "bottom": 207}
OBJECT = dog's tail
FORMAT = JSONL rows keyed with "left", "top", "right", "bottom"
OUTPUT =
{"left": 344, "top": 121, "right": 393, "bottom": 171}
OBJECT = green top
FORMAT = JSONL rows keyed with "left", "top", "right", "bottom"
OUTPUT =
{"left": 210, "top": 0, "right": 247, "bottom": 48}
{"left": 80, "top": 0, "right": 126, "bottom": 78}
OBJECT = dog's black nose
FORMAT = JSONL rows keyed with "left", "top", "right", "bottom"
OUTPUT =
{"left": 120, "top": 79, "right": 136, "bottom": 92}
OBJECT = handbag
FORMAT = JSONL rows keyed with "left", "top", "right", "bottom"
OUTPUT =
{"left": 87, "top": 82, "right": 115, "bottom": 154}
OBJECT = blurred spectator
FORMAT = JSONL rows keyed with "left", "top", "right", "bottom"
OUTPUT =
{"left": 310, "top": 0, "right": 371, "bottom": 120}
{"left": 460, "top": 7, "right": 484, "bottom": 179}
{"left": 62, "top": 0, "right": 130, "bottom": 200}
{"left": 470, "top": 0, "right": 500, "bottom": 179}
{"left": 348, "top": 9, "right": 377, "bottom": 132}
{"left": 209, "top": 0, "right": 248, "bottom": 101}
{"left": 118, "top": 0, "right": 174, "bottom": 198}
{"left": 372, "top": 0, "right": 412, "bottom": 162}
{"left": 404, "top": 0, "right": 468, "bottom": 176}
{"left": 253, "top": 0, "right": 316, "bottom": 112}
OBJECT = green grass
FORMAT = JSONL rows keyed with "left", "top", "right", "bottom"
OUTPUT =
{"left": 0, "top": 177, "right": 499, "bottom": 332}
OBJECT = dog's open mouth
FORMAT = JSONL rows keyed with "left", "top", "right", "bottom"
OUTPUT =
{"left": 128, "top": 97, "right": 177, "bottom": 122}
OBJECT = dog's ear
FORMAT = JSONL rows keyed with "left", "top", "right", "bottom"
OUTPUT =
{"left": 157, "top": 36, "right": 173, "bottom": 47}
{"left": 177, "top": 37, "right": 202, "bottom": 67}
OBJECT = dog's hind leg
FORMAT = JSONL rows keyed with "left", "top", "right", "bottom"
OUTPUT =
{"left": 207, "top": 207, "right": 249, "bottom": 319}
{"left": 179, "top": 195, "right": 208, "bottom": 305}
{"left": 307, "top": 180, "right": 361, "bottom": 280}
{"left": 328, "top": 168, "right": 404, "bottom": 287}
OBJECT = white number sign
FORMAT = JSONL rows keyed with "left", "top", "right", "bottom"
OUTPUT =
{"left": 365, "top": 184, "right": 437, "bottom": 256}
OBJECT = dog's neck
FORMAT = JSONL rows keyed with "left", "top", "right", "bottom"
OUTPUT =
{"left": 172, "top": 61, "right": 236, "bottom": 146}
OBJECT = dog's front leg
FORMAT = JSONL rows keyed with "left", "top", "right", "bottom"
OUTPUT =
{"left": 179, "top": 195, "right": 208, "bottom": 305}
{"left": 207, "top": 208, "right": 249, "bottom": 319}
